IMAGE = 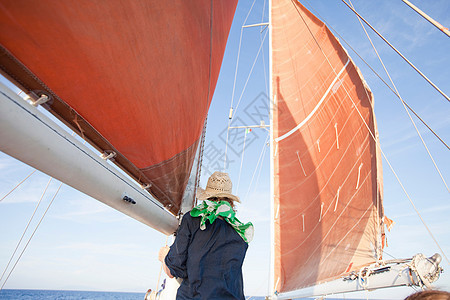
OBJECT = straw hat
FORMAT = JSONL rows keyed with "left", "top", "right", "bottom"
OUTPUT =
{"left": 196, "top": 171, "right": 240, "bottom": 203}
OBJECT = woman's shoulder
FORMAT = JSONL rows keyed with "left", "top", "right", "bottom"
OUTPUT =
{"left": 181, "top": 211, "right": 201, "bottom": 225}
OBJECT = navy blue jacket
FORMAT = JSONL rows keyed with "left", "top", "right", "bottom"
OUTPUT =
{"left": 165, "top": 212, "right": 248, "bottom": 299}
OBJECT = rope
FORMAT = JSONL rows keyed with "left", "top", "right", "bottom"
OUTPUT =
{"left": 340, "top": 0, "right": 450, "bottom": 103}
{"left": 155, "top": 235, "right": 170, "bottom": 294}
{"left": 0, "top": 181, "right": 62, "bottom": 290}
{"left": 343, "top": 0, "right": 450, "bottom": 260}
{"left": 296, "top": 1, "right": 449, "bottom": 265}
{"left": 0, "top": 170, "right": 36, "bottom": 202}
{"left": 224, "top": 0, "right": 258, "bottom": 171}
{"left": 301, "top": 1, "right": 449, "bottom": 151}
{"left": 236, "top": 129, "right": 249, "bottom": 195}
{"left": 0, "top": 177, "right": 52, "bottom": 285}
{"left": 233, "top": 30, "right": 269, "bottom": 119}
{"left": 347, "top": 0, "right": 449, "bottom": 193}
{"left": 225, "top": 29, "right": 269, "bottom": 170}
{"left": 245, "top": 132, "right": 270, "bottom": 201}
{"left": 193, "top": 117, "right": 208, "bottom": 209}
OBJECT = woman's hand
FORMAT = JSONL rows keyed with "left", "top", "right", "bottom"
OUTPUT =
{"left": 158, "top": 245, "right": 174, "bottom": 278}
{"left": 158, "top": 245, "right": 170, "bottom": 262}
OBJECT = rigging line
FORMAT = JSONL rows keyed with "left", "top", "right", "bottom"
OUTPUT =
{"left": 342, "top": 72, "right": 450, "bottom": 265}
{"left": 0, "top": 182, "right": 62, "bottom": 291}
{"left": 236, "top": 130, "right": 249, "bottom": 195}
{"left": 244, "top": 132, "right": 270, "bottom": 201}
{"left": 233, "top": 29, "right": 269, "bottom": 119}
{"left": 194, "top": 117, "right": 208, "bottom": 209}
{"left": 340, "top": 0, "right": 450, "bottom": 103}
{"left": 381, "top": 144, "right": 450, "bottom": 265}
{"left": 347, "top": 0, "right": 449, "bottom": 193}
{"left": 230, "top": 0, "right": 257, "bottom": 110}
{"left": 155, "top": 235, "right": 170, "bottom": 295}
{"left": 299, "top": 1, "right": 449, "bottom": 264}
{"left": 223, "top": 120, "right": 231, "bottom": 171}
{"left": 253, "top": 135, "right": 270, "bottom": 195}
{"left": 225, "top": 0, "right": 258, "bottom": 170}
{"left": 301, "top": 1, "right": 449, "bottom": 151}
{"left": 260, "top": 0, "right": 270, "bottom": 105}
{"left": 341, "top": 64, "right": 450, "bottom": 266}
{"left": 0, "top": 170, "right": 36, "bottom": 202}
{"left": 402, "top": 0, "right": 450, "bottom": 38}
{"left": 0, "top": 177, "right": 52, "bottom": 285}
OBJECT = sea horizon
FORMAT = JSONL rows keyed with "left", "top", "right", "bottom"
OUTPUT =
{"left": 0, "top": 288, "right": 381, "bottom": 300}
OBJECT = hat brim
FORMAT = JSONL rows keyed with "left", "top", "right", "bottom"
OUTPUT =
{"left": 196, "top": 187, "right": 241, "bottom": 203}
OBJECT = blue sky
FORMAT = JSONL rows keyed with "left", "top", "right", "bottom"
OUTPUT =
{"left": 1, "top": 0, "right": 449, "bottom": 299}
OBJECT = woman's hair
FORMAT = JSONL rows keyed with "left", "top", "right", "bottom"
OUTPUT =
{"left": 207, "top": 196, "right": 235, "bottom": 209}
{"left": 405, "top": 290, "right": 450, "bottom": 300}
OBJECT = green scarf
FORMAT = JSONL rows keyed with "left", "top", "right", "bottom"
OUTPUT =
{"left": 190, "top": 200, "right": 254, "bottom": 243}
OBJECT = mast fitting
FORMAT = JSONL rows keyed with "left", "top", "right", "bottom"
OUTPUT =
{"left": 30, "top": 93, "right": 50, "bottom": 107}
{"left": 100, "top": 151, "right": 117, "bottom": 160}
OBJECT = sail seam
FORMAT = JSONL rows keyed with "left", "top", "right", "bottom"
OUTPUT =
{"left": 280, "top": 134, "right": 371, "bottom": 254}
{"left": 301, "top": 171, "right": 372, "bottom": 266}
{"left": 278, "top": 96, "right": 359, "bottom": 200}
{"left": 275, "top": 59, "right": 350, "bottom": 142}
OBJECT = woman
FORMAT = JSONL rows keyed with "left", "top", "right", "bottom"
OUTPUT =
{"left": 158, "top": 171, "right": 253, "bottom": 299}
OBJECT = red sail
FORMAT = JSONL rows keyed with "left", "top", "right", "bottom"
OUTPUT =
{"left": 271, "top": 0, "right": 384, "bottom": 293}
{"left": 0, "top": 0, "right": 237, "bottom": 214}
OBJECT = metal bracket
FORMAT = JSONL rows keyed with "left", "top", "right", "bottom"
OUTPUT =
{"left": 100, "top": 151, "right": 116, "bottom": 160}
{"left": 31, "top": 94, "right": 50, "bottom": 107}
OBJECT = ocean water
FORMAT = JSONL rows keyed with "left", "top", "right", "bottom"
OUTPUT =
{"left": 0, "top": 290, "right": 268, "bottom": 299}
{"left": 0, "top": 290, "right": 356, "bottom": 299}
{"left": 0, "top": 290, "right": 276, "bottom": 300}
{"left": 0, "top": 289, "right": 146, "bottom": 300}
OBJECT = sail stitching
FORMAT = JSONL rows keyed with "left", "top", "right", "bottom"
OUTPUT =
{"left": 300, "top": 171, "right": 372, "bottom": 266}
{"left": 321, "top": 200, "right": 374, "bottom": 266}
{"left": 277, "top": 95, "right": 359, "bottom": 200}
{"left": 280, "top": 136, "right": 371, "bottom": 255}
{"left": 274, "top": 59, "right": 350, "bottom": 142}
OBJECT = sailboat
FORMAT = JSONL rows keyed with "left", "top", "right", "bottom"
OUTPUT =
{"left": 0, "top": 0, "right": 448, "bottom": 299}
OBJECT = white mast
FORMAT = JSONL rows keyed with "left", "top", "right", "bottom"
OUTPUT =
{"left": 268, "top": 0, "right": 276, "bottom": 297}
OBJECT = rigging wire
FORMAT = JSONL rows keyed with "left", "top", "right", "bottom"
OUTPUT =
{"left": 346, "top": 0, "right": 449, "bottom": 193}
{"left": 224, "top": 0, "right": 258, "bottom": 171}
{"left": 245, "top": 132, "right": 270, "bottom": 201}
{"left": 0, "top": 177, "right": 52, "bottom": 285}
{"left": 0, "top": 181, "right": 62, "bottom": 290}
{"left": 0, "top": 170, "right": 36, "bottom": 202}
{"left": 233, "top": 30, "right": 269, "bottom": 118}
{"left": 301, "top": 2, "right": 449, "bottom": 151}
{"left": 295, "top": 1, "right": 449, "bottom": 266}
{"left": 340, "top": 0, "right": 450, "bottom": 103}
{"left": 236, "top": 129, "right": 249, "bottom": 195}
{"left": 402, "top": 0, "right": 450, "bottom": 38}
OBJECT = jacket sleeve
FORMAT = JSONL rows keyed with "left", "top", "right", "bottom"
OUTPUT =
{"left": 164, "top": 213, "right": 192, "bottom": 279}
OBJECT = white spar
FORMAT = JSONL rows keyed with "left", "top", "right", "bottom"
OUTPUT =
{"left": 0, "top": 82, "right": 178, "bottom": 235}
